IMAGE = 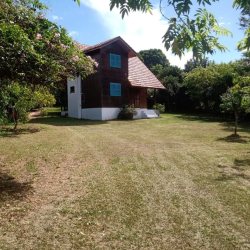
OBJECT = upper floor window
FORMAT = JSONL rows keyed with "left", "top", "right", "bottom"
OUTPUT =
{"left": 110, "top": 53, "right": 121, "bottom": 68}
{"left": 110, "top": 82, "right": 121, "bottom": 96}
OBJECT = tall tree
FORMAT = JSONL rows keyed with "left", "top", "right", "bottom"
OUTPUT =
{"left": 184, "top": 58, "right": 214, "bottom": 72}
{"left": 151, "top": 64, "right": 183, "bottom": 112}
{"left": 184, "top": 64, "right": 235, "bottom": 112}
{"left": 139, "top": 49, "right": 169, "bottom": 69}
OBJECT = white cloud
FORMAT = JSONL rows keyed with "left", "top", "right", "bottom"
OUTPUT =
{"left": 69, "top": 30, "right": 79, "bottom": 38}
{"left": 52, "top": 15, "right": 63, "bottom": 21}
{"left": 81, "top": 0, "right": 192, "bottom": 68}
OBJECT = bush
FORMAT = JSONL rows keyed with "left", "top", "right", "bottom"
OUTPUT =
{"left": 118, "top": 105, "right": 137, "bottom": 120}
{"left": 153, "top": 103, "right": 165, "bottom": 114}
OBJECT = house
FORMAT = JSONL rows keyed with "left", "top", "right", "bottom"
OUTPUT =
{"left": 67, "top": 36, "right": 165, "bottom": 120}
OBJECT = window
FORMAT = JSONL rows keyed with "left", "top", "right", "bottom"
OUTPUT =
{"left": 110, "top": 53, "right": 121, "bottom": 68}
{"left": 110, "top": 82, "right": 121, "bottom": 96}
{"left": 70, "top": 86, "right": 75, "bottom": 93}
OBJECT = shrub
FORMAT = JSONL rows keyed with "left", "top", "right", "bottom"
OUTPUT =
{"left": 118, "top": 105, "right": 137, "bottom": 120}
{"left": 153, "top": 103, "right": 165, "bottom": 114}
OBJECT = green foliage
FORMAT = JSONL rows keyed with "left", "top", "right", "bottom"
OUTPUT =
{"left": 109, "top": 0, "right": 232, "bottom": 61}
{"left": 0, "top": 83, "right": 56, "bottom": 128}
{"left": 118, "top": 105, "right": 137, "bottom": 120}
{"left": 138, "top": 49, "right": 169, "bottom": 69}
{"left": 0, "top": 0, "right": 93, "bottom": 86}
{"left": 150, "top": 63, "right": 184, "bottom": 112}
{"left": 184, "top": 58, "right": 214, "bottom": 72}
{"left": 34, "top": 86, "right": 56, "bottom": 108}
{"left": 153, "top": 103, "right": 165, "bottom": 113}
{"left": 220, "top": 76, "right": 250, "bottom": 134}
{"left": 163, "top": 9, "right": 231, "bottom": 61}
{"left": 110, "top": 0, "right": 153, "bottom": 18}
{"left": 233, "top": 0, "right": 250, "bottom": 51}
{"left": 184, "top": 64, "right": 235, "bottom": 112}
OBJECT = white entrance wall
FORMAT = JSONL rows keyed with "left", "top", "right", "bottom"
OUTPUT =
{"left": 67, "top": 76, "right": 82, "bottom": 119}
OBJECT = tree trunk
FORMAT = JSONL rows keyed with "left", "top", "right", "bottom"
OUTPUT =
{"left": 234, "top": 111, "right": 238, "bottom": 136}
{"left": 12, "top": 107, "right": 18, "bottom": 131}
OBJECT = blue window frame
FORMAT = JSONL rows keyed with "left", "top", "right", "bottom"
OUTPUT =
{"left": 110, "top": 82, "right": 121, "bottom": 96}
{"left": 110, "top": 53, "right": 121, "bottom": 68}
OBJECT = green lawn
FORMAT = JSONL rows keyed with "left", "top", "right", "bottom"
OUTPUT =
{"left": 0, "top": 114, "right": 250, "bottom": 249}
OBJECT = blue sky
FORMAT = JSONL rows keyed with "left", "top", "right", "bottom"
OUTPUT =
{"left": 42, "top": 0, "right": 245, "bottom": 68}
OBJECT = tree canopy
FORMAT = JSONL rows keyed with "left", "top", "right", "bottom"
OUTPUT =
{"left": 0, "top": 0, "right": 94, "bottom": 87}
{"left": 138, "top": 49, "right": 169, "bottom": 69}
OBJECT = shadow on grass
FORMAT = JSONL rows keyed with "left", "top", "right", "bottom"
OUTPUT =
{"left": 220, "top": 122, "right": 250, "bottom": 134}
{"left": 216, "top": 157, "right": 250, "bottom": 182}
{"left": 216, "top": 173, "right": 250, "bottom": 181}
{"left": 29, "top": 116, "right": 108, "bottom": 126}
{"left": 175, "top": 113, "right": 250, "bottom": 134}
{"left": 216, "top": 134, "right": 250, "bottom": 144}
{"left": 0, "top": 127, "right": 40, "bottom": 138}
{"left": 0, "top": 172, "right": 32, "bottom": 201}
{"left": 175, "top": 113, "right": 224, "bottom": 123}
{"left": 234, "top": 158, "right": 250, "bottom": 167}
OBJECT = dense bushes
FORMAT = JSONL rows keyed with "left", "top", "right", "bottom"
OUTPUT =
{"left": 118, "top": 105, "right": 137, "bottom": 120}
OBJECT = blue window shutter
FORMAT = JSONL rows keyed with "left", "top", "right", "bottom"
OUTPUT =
{"left": 110, "top": 53, "right": 121, "bottom": 68}
{"left": 110, "top": 83, "right": 121, "bottom": 96}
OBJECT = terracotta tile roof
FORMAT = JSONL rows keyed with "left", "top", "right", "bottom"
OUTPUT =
{"left": 128, "top": 56, "right": 165, "bottom": 89}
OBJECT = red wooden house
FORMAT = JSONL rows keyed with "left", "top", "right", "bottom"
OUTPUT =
{"left": 67, "top": 36, "right": 165, "bottom": 120}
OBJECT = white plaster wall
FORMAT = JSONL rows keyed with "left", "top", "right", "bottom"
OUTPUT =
{"left": 67, "top": 76, "right": 81, "bottom": 119}
{"left": 81, "top": 108, "right": 121, "bottom": 120}
{"left": 82, "top": 108, "right": 102, "bottom": 120}
{"left": 102, "top": 108, "right": 121, "bottom": 120}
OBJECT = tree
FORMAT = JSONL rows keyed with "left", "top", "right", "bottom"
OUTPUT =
{"left": 0, "top": 83, "right": 55, "bottom": 130}
{"left": 0, "top": 0, "right": 94, "bottom": 87}
{"left": 151, "top": 64, "right": 183, "bottom": 112}
{"left": 220, "top": 76, "right": 250, "bottom": 135}
{"left": 139, "top": 49, "right": 169, "bottom": 69}
{"left": 184, "top": 58, "right": 214, "bottom": 72}
{"left": 109, "top": 0, "right": 249, "bottom": 61}
{"left": 184, "top": 64, "right": 235, "bottom": 112}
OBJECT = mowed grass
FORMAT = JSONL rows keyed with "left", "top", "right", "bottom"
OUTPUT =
{"left": 0, "top": 113, "right": 250, "bottom": 249}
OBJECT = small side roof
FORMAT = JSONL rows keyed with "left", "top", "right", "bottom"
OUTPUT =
{"left": 128, "top": 57, "right": 165, "bottom": 89}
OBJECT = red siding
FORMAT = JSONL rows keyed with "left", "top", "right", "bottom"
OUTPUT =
{"left": 83, "top": 40, "right": 148, "bottom": 109}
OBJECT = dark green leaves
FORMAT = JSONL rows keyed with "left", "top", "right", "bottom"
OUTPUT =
{"left": 110, "top": 0, "right": 153, "bottom": 18}
{"left": 163, "top": 8, "right": 231, "bottom": 61}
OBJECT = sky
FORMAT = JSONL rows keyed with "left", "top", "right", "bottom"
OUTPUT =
{"left": 41, "top": 0, "right": 245, "bottom": 68}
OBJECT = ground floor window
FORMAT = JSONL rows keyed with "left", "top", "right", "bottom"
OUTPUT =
{"left": 110, "top": 82, "right": 121, "bottom": 96}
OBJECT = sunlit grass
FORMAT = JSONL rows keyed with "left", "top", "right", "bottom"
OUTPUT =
{"left": 0, "top": 114, "right": 249, "bottom": 249}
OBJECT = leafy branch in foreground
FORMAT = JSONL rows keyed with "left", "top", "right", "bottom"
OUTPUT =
{"left": 109, "top": 0, "right": 248, "bottom": 61}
